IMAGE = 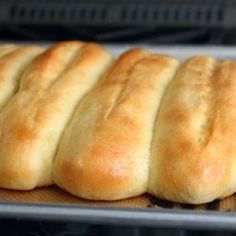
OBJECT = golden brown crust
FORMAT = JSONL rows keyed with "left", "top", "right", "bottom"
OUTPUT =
{"left": 0, "top": 44, "right": 19, "bottom": 58}
{"left": 0, "top": 41, "right": 112, "bottom": 190}
{"left": 149, "top": 56, "right": 236, "bottom": 204}
{"left": 0, "top": 45, "right": 45, "bottom": 110}
{"left": 54, "top": 49, "right": 179, "bottom": 200}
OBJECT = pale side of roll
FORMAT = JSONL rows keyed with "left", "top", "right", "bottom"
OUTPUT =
{"left": 149, "top": 56, "right": 236, "bottom": 204}
{"left": 54, "top": 49, "right": 179, "bottom": 200}
{"left": 0, "top": 45, "right": 45, "bottom": 110}
{"left": 0, "top": 41, "right": 113, "bottom": 190}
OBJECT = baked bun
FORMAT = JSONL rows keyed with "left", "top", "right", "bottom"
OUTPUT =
{"left": 0, "top": 41, "right": 112, "bottom": 190}
{"left": 54, "top": 49, "right": 179, "bottom": 200}
{"left": 149, "top": 56, "right": 236, "bottom": 204}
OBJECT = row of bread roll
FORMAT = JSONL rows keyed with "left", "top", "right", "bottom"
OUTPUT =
{"left": 0, "top": 41, "right": 235, "bottom": 204}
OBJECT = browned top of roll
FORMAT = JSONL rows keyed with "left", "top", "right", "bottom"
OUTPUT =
{"left": 149, "top": 56, "right": 236, "bottom": 204}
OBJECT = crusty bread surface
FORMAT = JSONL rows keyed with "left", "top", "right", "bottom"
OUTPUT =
{"left": 149, "top": 56, "right": 236, "bottom": 204}
{"left": 0, "top": 45, "right": 45, "bottom": 110}
{"left": 54, "top": 49, "right": 179, "bottom": 200}
{"left": 0, "top": 41, "right": 112, "bottom": 190}
{"left": 0, "top": 44, "right": 19, "bottom": 58}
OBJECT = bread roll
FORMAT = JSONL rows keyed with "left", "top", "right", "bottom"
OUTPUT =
{"left": 149, "top": 56, "right": 236, "bottom": 204}
{"left": 0, "top": 41, "right": 112, "bottom": 190}
{"left": 54, "top": 49, "right": 179, "bottom": 200}
{"left": 0, "top": 45, "right": 44, "bottom": 110}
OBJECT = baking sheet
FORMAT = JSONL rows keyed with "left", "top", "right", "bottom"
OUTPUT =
{"left": 0, "top": 185, "right": 236, "bottom": 211}
{"left": 1, "top": 45, "right": 236, "bottom": 229}
{"left": 1, "top": 186, "right": 236, "bottom": 230}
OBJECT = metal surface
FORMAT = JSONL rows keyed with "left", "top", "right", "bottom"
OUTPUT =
{"left": 105, "top": 45, "right": 236, "bottom": 59}
{"left": 0, "top": 201, "right": 236, "bottom": 230}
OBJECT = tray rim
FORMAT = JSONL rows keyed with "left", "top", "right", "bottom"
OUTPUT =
{"left": 0, "top": 201, "right": 236, "bottom": 230}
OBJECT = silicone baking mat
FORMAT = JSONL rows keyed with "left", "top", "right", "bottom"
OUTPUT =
{"left": 0, "top": 186, "right": 236, "bottom": 211}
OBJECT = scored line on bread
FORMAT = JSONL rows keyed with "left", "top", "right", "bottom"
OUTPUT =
{"left": 0, "top": 45, "right": 44, "bottom": 111}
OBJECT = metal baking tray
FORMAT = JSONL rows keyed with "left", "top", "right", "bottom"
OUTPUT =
{"left": 1, "top": 201, "right": 236, "bottom": 231}
{"left": 1, "top": 45, "right": 236, "bottom": 230}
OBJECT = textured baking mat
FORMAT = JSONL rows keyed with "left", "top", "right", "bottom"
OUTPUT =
{"left": 0, "top": 186, "right": 235, "bottom": 211}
